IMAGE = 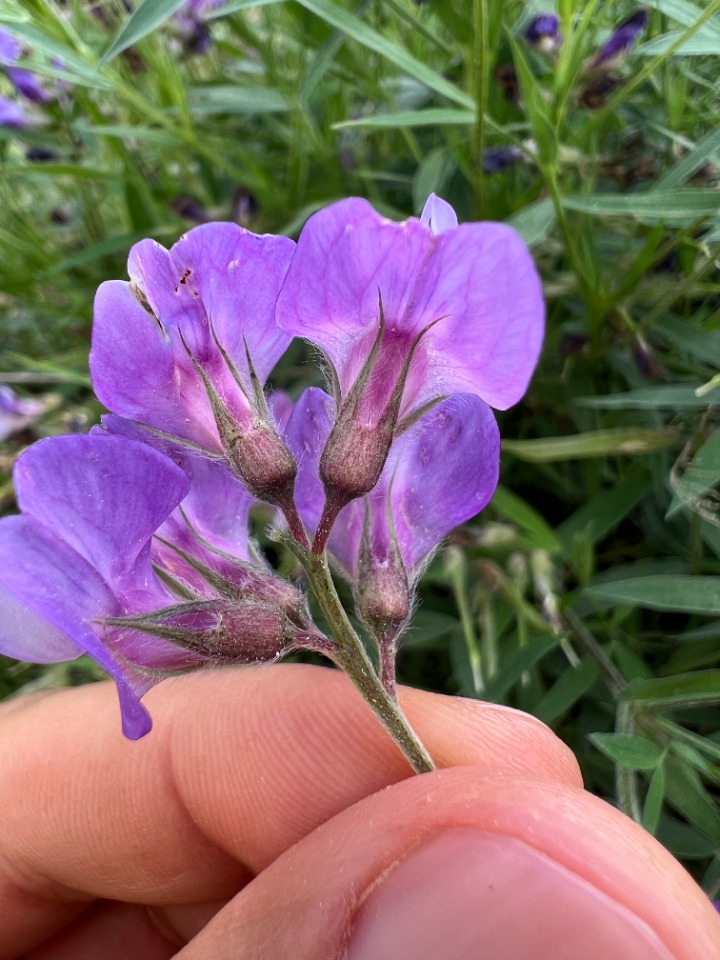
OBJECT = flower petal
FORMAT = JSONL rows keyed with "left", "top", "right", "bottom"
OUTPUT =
{"left": 420, "top": 194, "right": 458, "bottom": 235}
{"left": 283, "top": 387, "right": 334, "bottom": 534}
{"left": 389, "top": 394, "right": 500, "bottom": 570}
{"left": 14, "top": 434, "right": 190, "bottom": 590}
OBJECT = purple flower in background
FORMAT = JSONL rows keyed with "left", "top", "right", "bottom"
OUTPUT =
{"left": 0, "top": 385, "right": 47, "bottom": 439}
{"left": 175, "top": 0, "right": 223, "bottom": 54}
{"left": 90, "top": 222, "right": 300, "bottom": 510}
{"left": 589, "top": 8, "right": 648, "bottom": 70}
{"left": 276, "top": 194, "right": 543, "bottom": 536}
{"left": 0, "top": 94, "right": 25, "bottom": 127}
{"left": 524, "top": 14, "right": 562, "bottom": 52}
{"left": 483, "top": 145, "right": 525, "bottom": 174}
{"left": 0, "top": 29, "right": 50, "bottom": 104}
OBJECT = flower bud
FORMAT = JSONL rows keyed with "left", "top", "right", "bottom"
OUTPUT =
{"left": 320, "top": 417, "right": 393, "bottom": 510}
{"left": 222, "top": 419, "right": 299, "bottom": 507}
{"left": 357, "top": 556, "right": 411, "bottom": 639}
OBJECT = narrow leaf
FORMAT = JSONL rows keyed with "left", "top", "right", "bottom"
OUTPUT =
{"left": 99, "top": 0, "right": 189, "bottom": 66}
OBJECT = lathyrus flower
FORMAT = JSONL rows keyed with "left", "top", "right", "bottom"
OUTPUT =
{"left": 283, "top": 387, "right": 500, "bottom": 691}
{"left": 588, "top": 9, "right": 648, "bottom": 72}
{"left": 0, "top": 385, "right": 48, "bottom": 439}
{"left": 523, "top": 14, "right": 562, "bottom": 53}
{"left": 0, "top": 432, "right": 321, "bottom": 738}
{"left": 90, "top": 223, "right": 303, "bottom": 523}
{"left": 275, "top": 194, "right": 543, "bottom": 543}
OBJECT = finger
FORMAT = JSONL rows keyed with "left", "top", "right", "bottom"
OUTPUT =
{"left": 176, "top": 768, "right": 720, "bottom": 960}
{"left": 24, "top": 901, "right": 177, "bottom": 960}
{"left": 0, "top": 664, "right": 579, "bottom": 956}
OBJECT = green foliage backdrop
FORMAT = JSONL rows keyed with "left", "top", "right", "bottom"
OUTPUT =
{"left": 2, "top": 0, "right": 720, "bottom": 891}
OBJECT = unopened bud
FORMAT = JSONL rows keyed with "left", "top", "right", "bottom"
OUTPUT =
{"left": 223, "top": 420, "right": 298, "bottom": 507}
{"left": 320, "top": 419, "right": 393, "bottom": 509}
{"left": 358, "top": 557, "right": 411, "bottom": 637}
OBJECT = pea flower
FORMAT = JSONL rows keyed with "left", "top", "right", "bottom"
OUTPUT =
{"left": 275, "top": 193, "right": 543, "bottom": 540}
{"left": 483, "top": 145, "right": 525, "bottom": 174}
{"left": 0, "top": 93, "right": 25, "bottom": 127}
{"left": 524, "top": 14, "right": 562, "bottom": 53}
{"left": 0, "top": 385, "right": 47, "bottom": 439}
{"left": 90, "top": 222, "right": 302, "bottom": 520}
{"left": 175, "top": 0, "right": 223, "bottom": 54}
{"left": 283, "top": 387, "right": 500, "bottom": 690}
{"left": 0, "top": 432, "right": 320, "bottom": 738}
{"left": 0, "top": 29, "right": 50, "bottom": 104}
{"left": 589, "top": 9, "right": 648, "bottom": 71}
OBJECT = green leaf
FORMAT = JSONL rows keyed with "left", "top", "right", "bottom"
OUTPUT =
{"left": 623, "top": 670, "right": 720, "bottom": 707}
{"left": 639, "top": 32, "right": 720, "bottom": 56}
{"left": 506, "top": 198, "right": 556, "bottom": 248}
{"left": 588, "top": 576, "right": 720, "bottom": 614}
{"left": 502, "top": 428, "right": 678, "bottom": 463}
{"left": 295, "top": 0, "right": 472, "bottom": 108}
{"left": 483, "top": 635, "right": 560, "bottom": 703}
{"left": 590, "top": 733, "right": 666, "bottom": 771}
{"left": 209, "top": 0, "right": 285, "bottom": 15}
{"left": 655, "top": 127, "right": 720, "bottom": 190}
{"left": 332, "top": 109, "right": 475, "bottom": 130}
{"left": 668, "top": 428, "right": 720, "bottom": 518}
{"left": 187, "top": 85, "right": 287, "bottom": 114}
{"left": 645, "top": 0, "right": 720, "bottom": 34}
{"left": 576, "top": 385, "right": 707, "bottom": 410}
{"left": 99, "top": 0, "right": 189, "bottom": 66}
{"left": 664, "top": 756, "right": 720, "bottom": 844}
{"left": 642, "top": 762, "right": 666, "bottom": 835}
{"left": 0, "top": 21, "right": 109, "bottom": 86}
{"left": 490, "top": 486, "right": 561, "bottom": 553}
{"left": 534, "top": 660, "right": 598, "bottom": 726}
{"left": 563, "top": 190, "right": 720, "bottom": 222}
{"left": 558, "top": 469, "right": 650, "bottom": 548}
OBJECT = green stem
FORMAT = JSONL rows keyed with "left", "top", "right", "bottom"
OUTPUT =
{"left": 471, "top": 0, "right": 489, "bottom": 217}
{"left": 301, "top": 549, "right": 435, "bottom": 774}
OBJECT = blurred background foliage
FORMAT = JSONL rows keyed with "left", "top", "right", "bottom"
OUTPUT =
{"left": 2, "top": 0, "right": 720, "bottom": 892}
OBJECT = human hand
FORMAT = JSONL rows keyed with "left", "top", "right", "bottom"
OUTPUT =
{"left": 0, "top": 664, "right": 717, "bottom": 959}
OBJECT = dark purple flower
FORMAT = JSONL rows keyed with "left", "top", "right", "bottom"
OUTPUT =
{"left": 175, "top": 0, "right": 223, "bottom": 52}
{"left": 589, "top": 9, "right": 648, "bottom": 70}
{"left": 524, "top": 14, "right": 562, "bottom": 51}
{"left": 0, "top": 385, "right": 46, "bottom": 439}
{"left": 90, "top": 222, "right": 298, "bottom": 506}
{"left": 483, "top": 145, "right": 524, "bottom": 174}
{"left": 0, "top": 93, "right": 26, "bottom": 127}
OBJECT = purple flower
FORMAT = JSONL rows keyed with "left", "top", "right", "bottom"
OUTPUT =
{"left": 589, "top": 9, "right": 648, "bottom": 70}
{"left": 285, "top": 388, "right": 499, "bottom": 579}
{"left": 0, "top": 94, "right": 26, "bottom": 128}
{"left": 90, "top": 222, "right": 299, "bottom": 506}
{"left": 275, "top": 194, "right": 542, "bottom": 531}
{"left": 284, "top": 386, "right": 499, "bottom": 687}
{"left": 524, "top": 14, "right": 562, "bottom": 52}
{"left": 0, "top": 430, "right": 318, "bottom": 737}
{"left": 0, "top": 434, "right": 192, "bottom": 738}
{"left": 276, "top": 194, "right": 543, "bottom": 421}
{"left": 175, "top": 0, "right": 223, "bottom": 53}
{"left": 483, "top": 145, "right": 524, "bottom": 174}
{"left": 0, "top": 385, "right": 47, "bottom": 439}
{"left": 0, "top": 29, "right": 50, "bottom": 104}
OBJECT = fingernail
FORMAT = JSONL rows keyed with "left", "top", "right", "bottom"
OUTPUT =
{"left": 345, "top": 829, "right": 674, "bottom": 960}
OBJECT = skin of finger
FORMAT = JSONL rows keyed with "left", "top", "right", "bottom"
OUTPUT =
{"left": 0, "top": 664, "right": 579, "bottom": 956}
{"left": 24, "top": 901, "right": 177, "bottom": 960}
{"left": 174, "top": 768, "right": 720, "bottom": 960}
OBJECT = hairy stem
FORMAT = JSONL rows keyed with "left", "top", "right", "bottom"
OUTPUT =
{"left": 301, "top": 549, "right": 434, "bottom": 774}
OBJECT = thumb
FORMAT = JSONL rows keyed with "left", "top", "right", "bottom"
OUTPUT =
{"left": 176, "top": 768, "right": 720, "bottom": 960}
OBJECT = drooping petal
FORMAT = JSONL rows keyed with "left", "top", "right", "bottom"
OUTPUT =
{"left": 14, "top": 434, "right": 190, "bottom": 590}
{"left": 8, "top": 66, "right": 49, "bottom": 103}
{"left": 328, "top": 394, "right": 499, "bottom": 578}
{"left": 0, "top": 514, "right": 155, "bottom": 738}
{"left": 420, "top": 193, "right": 458, "bottom": 235}
{"left": 388, "top": 393, "right": 500, "bottom": 571}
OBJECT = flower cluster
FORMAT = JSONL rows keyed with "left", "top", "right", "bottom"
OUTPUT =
{"left": 0, "top": 195, "right": 544, "bottom": 737}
